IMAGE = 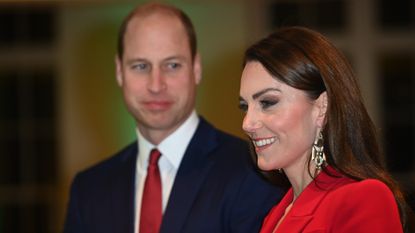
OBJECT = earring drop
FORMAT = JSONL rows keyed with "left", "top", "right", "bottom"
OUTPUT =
{"left": 311, "top": 131, "right": 326, "bottom": 170}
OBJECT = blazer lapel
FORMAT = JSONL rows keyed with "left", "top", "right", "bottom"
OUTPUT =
{"left": 276, "top": 167, "right": 349, "bottom": 232}
{"left": 272, "top": 185, "right": 320, "bottom": 233}
{"left": 277, "top": 216, "right": 314, "bottom": 233}
{"left": 109, "top": 143, "right": 138, "bottom": 233}
{"left": 261, "top": 188, "right": 315, "bottom": 233}
{"left": 260, "top": 189, "right": 294, "bottom": 233}
{"left": 160, "top": 119, "right": 218, "bottom": 233}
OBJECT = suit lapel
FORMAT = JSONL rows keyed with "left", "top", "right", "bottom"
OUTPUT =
{"left": 109, "top": 143, "right": 138, "bottom": 233}
{"left": 160, "top": 119, "right": 218, "bottom": 233}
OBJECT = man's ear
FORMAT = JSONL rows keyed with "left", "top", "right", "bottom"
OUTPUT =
{"left": 315, "top": 91, "right": 328, "bottom": 127}
{"left": 115, "top": 55, "right": 123, "bottom": 87}
{"left": 193, "top": 53, "right": 202, "bottom": 84}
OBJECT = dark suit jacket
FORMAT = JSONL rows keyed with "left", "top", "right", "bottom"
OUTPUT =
{"left": 64, "top": 118, "right": 284, "bottom": 233}
{"left": 260, "top": 167, "right": 403, "bottom": 233}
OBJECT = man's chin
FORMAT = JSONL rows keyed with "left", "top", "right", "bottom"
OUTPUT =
{"left": 141, "top": 119, "right": 179, "bottom": 131}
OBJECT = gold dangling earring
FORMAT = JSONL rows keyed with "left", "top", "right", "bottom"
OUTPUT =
{"left": 311, "top": 131, "right": 326, "bottom": 170}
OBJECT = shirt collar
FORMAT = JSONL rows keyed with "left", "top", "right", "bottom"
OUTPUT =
{"left": 136, "top": 110, "right": 199, "bottom": 170}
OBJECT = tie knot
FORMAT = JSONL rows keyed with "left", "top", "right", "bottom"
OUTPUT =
{"left": 149, "top": 149, "right": 161, "bottom": 166}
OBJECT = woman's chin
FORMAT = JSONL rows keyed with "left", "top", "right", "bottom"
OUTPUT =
{"left": 257, "top": 159, "right": 278, "bottom": 171}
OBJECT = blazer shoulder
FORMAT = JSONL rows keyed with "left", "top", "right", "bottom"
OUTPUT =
{"left": 325, "top": 178, "right": 398, "bottom": 212}
{"left": 75, "top": 141, "right": 137, "bottom": 179}
{"left": 215, "top": 129, "right": 250, "bottom": 149}
{"left": 321, "top": 179, "right": 403, "bottom": 232}
{"left": 197, "top": 118, "right": 251, "bottom": 158}
{"left": 200, "top": 117, "right": 248, "bottom": 144}
{"left": 332, "top": 178, "right": 393, "bottom": 197}
{"left": 211, "top": 128, "right": 254, "bottom": 168}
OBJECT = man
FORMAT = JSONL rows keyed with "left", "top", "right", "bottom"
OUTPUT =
{"left": 64, "top": 3, "right": 283, "bottom": 233}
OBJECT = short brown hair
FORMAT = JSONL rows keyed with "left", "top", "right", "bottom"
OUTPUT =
{"left": 116, "top": 3, "right": 197, "bottom": 60}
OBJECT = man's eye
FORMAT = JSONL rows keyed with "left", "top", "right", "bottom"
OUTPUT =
{"left": 166, "top": 62, "right": 181, "bottom": 70}
{"left": 132, "top": 63, "right": 148, "bottom": 71}
{"left": 260, "top": 100, "right": 277, "bottom": 109}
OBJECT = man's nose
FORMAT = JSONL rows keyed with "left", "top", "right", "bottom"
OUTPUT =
{"left": 148, "top": 69, "right": 166, "bottom": 93}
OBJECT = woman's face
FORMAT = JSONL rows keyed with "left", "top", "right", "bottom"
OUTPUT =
{"left": 239, "top": 61, "right": 326, "bottom": 172}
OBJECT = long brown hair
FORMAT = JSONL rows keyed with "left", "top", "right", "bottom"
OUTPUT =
{"left": 243, "top": 26, "right": 407, "bottom": 227}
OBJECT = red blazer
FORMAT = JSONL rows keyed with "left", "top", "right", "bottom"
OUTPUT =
{"left": 260, "top": 167, "right": 403, "bottom": 233}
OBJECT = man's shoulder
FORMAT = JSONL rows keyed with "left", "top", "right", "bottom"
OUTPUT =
{"left": 76, "top": 141, "right": 137, "bottom": 179}
{"left": 194, "top": 119, "right": 257, "bottom": 173}
{"left": 197, "top": 117, "right": 249, "bottom": 148}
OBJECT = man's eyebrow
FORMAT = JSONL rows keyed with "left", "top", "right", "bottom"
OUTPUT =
{"left": 125, "top": 57, "right": 148, "bottom": 64}
{"left": 163, "top": 55, "right": 186, "bottom": 62}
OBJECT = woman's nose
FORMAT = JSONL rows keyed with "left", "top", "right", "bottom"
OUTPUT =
{"left": 242, "top": 109, "right": 261, "bottom": 134}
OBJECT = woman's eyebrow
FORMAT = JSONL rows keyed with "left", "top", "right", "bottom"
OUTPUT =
{"left": 252, "top": 88, "right": 281, "bottom": 100}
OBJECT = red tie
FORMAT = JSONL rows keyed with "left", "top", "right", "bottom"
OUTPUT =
{"left": 140, "top": 149, "right": 162, "bottom": 233}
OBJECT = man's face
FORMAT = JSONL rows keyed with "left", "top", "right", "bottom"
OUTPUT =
{"left": 116, "top": 13, "right": 201, "bottom": 144}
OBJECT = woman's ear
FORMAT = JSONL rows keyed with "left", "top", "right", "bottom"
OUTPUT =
{"left": 315, "top": 91, "right": 328, "bottom": 127}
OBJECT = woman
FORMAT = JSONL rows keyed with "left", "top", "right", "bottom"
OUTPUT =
{"left": 239, "top": 27, "right": 406, "bottom": 232}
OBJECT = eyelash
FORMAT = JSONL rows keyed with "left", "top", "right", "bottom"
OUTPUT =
{"left": 166, "top": 62, "right": 181, "bottom": 69}
{"left": 130, "top": 62, "right": 181, "bottom": 72}
{"left": 132, "top": 63, "right": 148, "bottom": 71}
{"left": 238, "top": 98, "right": 278, "bottom": 113}
{"left": 238, "top": 102, "right": 248, "bottom": 112}
{"left": 260, "top": 99, "right": 278, "bottom": 109}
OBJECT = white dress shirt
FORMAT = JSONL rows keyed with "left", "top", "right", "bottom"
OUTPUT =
{"left": 134, "top": 110, "right": 199, "bottom": 233}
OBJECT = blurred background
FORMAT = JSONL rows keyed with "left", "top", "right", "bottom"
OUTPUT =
{"left": 0, "top": 0, "right": 413, "bottom": 232}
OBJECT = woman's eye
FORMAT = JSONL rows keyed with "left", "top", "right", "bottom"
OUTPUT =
{"left": 260, "top": 99, "right": 277, "bottom": 109}
{"left": 238, "top": 101, "right": 248, "bottom": 113}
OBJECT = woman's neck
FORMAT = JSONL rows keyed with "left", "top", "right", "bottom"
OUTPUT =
{"left": 284, "top": 163, "right": 318, "bottom": 201}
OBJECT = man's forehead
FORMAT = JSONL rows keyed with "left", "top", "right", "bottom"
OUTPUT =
{"left": 125, "top": 15, "right": 185, "bottom": 42}
{"left": 129, "top": 11, "right": 181, "bottom": 29}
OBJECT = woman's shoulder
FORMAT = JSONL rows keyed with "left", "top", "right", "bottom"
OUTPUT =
{"left": 335, "top": 178, "right": 391, "bottom": 194}
{"left": 319, "top": 177, "right": 400, "bottom": 221}
{"left": 327, "top": 178, "right": 396, "bottom": 206}
{"left": 319, "top": 178, "right": 403, "bottom": 232}
{"left": 320, "top": 168, "right": 392, "bottom": 196}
